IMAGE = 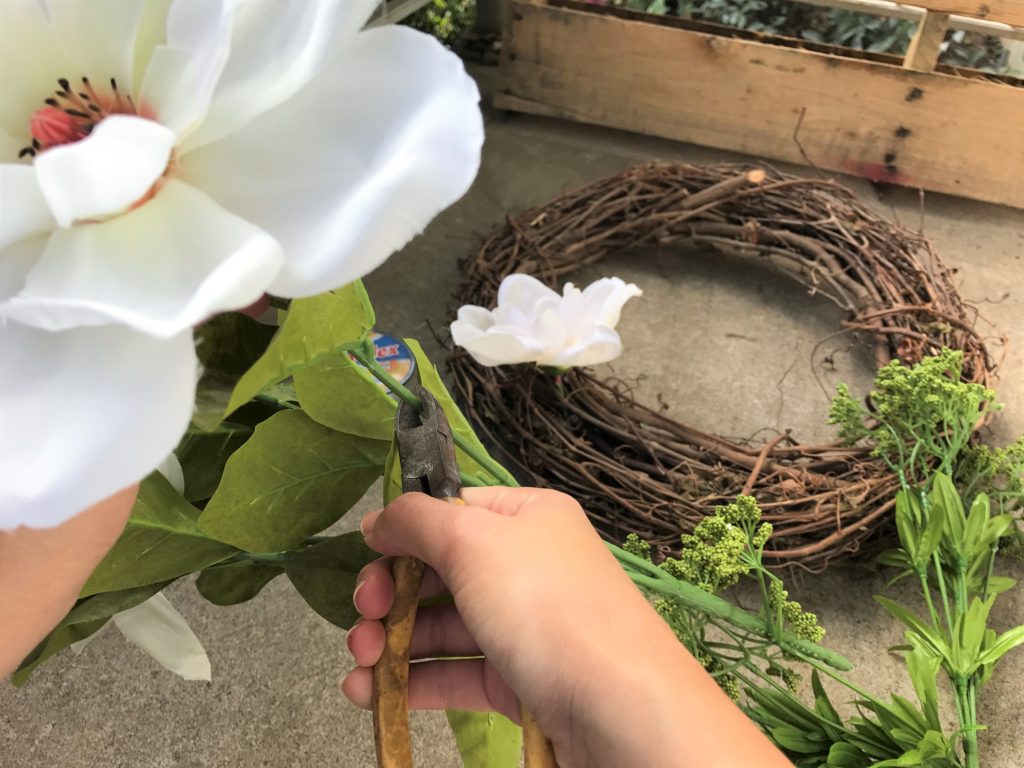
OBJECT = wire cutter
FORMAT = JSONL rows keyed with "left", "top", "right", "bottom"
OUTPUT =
{"left": 373, "top": 385, "right": 557, "bottom": 767}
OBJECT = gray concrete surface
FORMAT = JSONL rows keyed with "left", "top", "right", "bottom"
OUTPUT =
{"left": 3, "top": 64, "right": 1023, "bottom": 767}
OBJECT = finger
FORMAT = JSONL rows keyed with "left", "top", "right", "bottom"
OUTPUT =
{"left": 354, "top": 559, "right": 448, "bottom": 619}
{"left": 361, "top": 492, "right": 483, "bottom": 562}
{"left": 341, "top": 659, "right": 520, "bottom": 723}
{"left": 346, "top": 605, "right": 482, "bottom": 668}
{"left": 346, "top": 619, "right": 386, "bottom": 667}
{"left": 460, "top": 486, "right": 581, "bottom": 519}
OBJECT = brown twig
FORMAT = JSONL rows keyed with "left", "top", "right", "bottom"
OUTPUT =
{"left": 446, "top": 163, "right": 1001, "bottom": 572}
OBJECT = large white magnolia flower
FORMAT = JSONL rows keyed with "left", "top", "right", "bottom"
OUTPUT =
{"left": 0, "top": 0, "right": 483, "bottom": 528}
{"left": 451, "top": 274, "right": 642, "bottom": 368}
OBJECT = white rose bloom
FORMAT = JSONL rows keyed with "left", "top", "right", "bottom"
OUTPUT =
{"left": 0, "top": 0, "right": 483, "bottom": 528}
{"left": 451, "top": 274, "right": 643, "bottom": 368}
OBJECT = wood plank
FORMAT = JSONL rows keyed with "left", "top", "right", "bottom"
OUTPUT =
{"left": 904, "top": 12, "right": 950, "bottom": 71}
{"left": 496, "top": 3, "right": 1024, "bottom": 209}
{"left": 901, "top": 0, "right": 1024, "bottom": 26}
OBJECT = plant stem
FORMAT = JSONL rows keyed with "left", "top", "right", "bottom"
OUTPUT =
{"left": 350, "top": 347, "right": 520, "bottom": 488}
{"left": 612, "top": 548, "right": 852, "bottom": 671}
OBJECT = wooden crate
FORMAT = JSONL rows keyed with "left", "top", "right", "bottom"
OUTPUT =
{"left": 495, "top": 0, "right": 1024, "bottom": 208}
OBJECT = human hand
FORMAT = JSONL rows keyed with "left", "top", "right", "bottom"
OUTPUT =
{"left": 1, "top": 485, "right": 137, "bottom": 679}
{"left": 342, "top": 487, "right": 790, "bottom": 768}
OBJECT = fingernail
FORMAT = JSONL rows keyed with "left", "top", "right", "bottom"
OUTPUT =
{"left": 345, "top": 622, "right": 359, "bottom": 653}
{"left": 352, "top": 579, "right": 366, "bottom": 608}
{"left": 360, "top": 510, "right": 379, "bottom": 537}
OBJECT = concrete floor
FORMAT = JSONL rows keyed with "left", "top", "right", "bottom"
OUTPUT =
{"left": 3, "top": 64, "right": 1023, "bottom": 767}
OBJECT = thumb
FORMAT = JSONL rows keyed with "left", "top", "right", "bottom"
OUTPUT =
{"left": 362, "top": 492, "right": 478, "bottom": 568}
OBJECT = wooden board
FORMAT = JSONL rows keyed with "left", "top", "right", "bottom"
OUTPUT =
{"left": 496, "top": 2, "right": 1024, "bottom": 209}
{"left": 906, "top": 0, "right": 1024, "bottom": 26}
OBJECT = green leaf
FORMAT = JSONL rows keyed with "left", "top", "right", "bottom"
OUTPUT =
{"left": 825, "top": 742, "right": 868, "bottom": 767}
{"left": 978, "top": 624, "right": 1024, "bottom": 666}
{"left": 12, "top": 581, "right": 169, "bottom": 686}
{"left": 294, "top": 352, "right": 396, "bottom": 440}
{"left": 904, "top": 638, "right": 942, "bottom": 730}
{"left": 199, "top": 410, "right": 388, "bottom": 552}
{"left": 196, "top": 562, "right": 282, "bottom": 605}
{"left": 176, "top": 422, "right": 253, "bottom": 502}
{"left": 226, "top": 283, "right": 375, "bottom": 416}
{"left": 446, "top": 710, "right": 523, "bottom": 768}
{"left": 874, "top": 597, "right": 947, "bottom": 659}
{"left": 82, "top": 473, "right": 237, "bottom": 597}
{"left": 196, "top": 311, "right": 279, "bottom": 376}
{"left": 930, "top": 473, "right": 965, "bottom": 552}
{"left": 964, "top": 492, "right": 990, "bottom": 549}
{"left": 284, "top": 532, "right": 379, "bottom": 629}
{"left": 383, "top": 438, "right": 403, "bottom": 505}
{"left": 770, "top": 725, "right": 828, "bottom": 753}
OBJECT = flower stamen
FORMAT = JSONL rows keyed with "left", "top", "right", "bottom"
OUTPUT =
{"left": 19, "top": 76, "right": 138, "bottom": 159}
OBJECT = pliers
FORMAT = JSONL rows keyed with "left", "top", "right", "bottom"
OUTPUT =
{"left": 373, "top": 385, "right": 557, "bottom": 767}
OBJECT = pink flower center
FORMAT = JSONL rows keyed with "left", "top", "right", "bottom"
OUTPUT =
{"left": 19, "top": 76, "right": 137, "bottom": 159}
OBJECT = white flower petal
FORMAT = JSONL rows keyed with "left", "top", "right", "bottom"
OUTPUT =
{"left": 156, "top": 453, "right": 186, "bottom": 496}
{"left": 180, "top": 0, "right": 382, "bottom": 152}
{"left": 496, "top": 274, "right": 560, "bottom": 318}
{"left": 112, "top": 593, "right": 211, "bottom": 681}
{"left": 139, "top": 0, "right": 233, "bottom": 138}
{"left": 455, "top": 304, "right": 496, "bottom": 331}
{"left": 0, "top": 1, "right": 70, "bottom": 142}
{"left": 0, "top": 322, "right": 197, "bottom": 530}
{"left": 551, "top": 326, "right": 624, "bottom": 368}
{"left": 6, "top": 179, "right": 284, "bottom": 338}
{"left": 0, "top": 165, "right": 55, "bottom": 252}
{"left": 181, "top": 26, "right": 483, "bottom": 297}
{"left": 581, "top": 277, "right": 643, "bottom": 328}
{"left": 33, "top": 115, "right": 175, "bottom": 227}
{"left": 44, "top": 0, "right": 147, "bottom": 93}
{"left": 450, "top": 322, "right": 545, "bottom": 368}
{"left": 0, "top": 235, "right": 46, "bottom": 302}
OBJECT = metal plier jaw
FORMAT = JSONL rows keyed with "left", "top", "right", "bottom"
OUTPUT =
{"left": 395, "top": 387, "right": 461, "bottom": 500}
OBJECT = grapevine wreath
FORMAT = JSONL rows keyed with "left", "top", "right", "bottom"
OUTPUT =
{"left": 448, "top": 163, "right": 1002, "bottom": 572}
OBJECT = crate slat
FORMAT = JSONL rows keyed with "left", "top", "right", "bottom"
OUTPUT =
{"left": 903, "top": 0, "right": 1023, "bottom": 26}
{"left": 497, "top": 2, "right": 1024, "bottom": 208}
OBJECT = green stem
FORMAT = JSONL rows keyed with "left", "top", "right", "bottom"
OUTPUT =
{"left": 350, "top": 347, "right": 520, "bottom": 489}
{"left": 918, "top": 570, "right": 942, "bottom": 630}
{"left": 792, "top": 651, "right": 885, "bottom": 708}
{"left": 612, "top": 547, "right": 852, "bottom": 671}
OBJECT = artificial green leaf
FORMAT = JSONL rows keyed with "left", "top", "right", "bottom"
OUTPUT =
{"left": 770, "top": 725, "right": 828, "bottom": 753}
{"left": 294, "top": 353, "right": 396, "bottom": 440}
{"left": 226, "top": 283, "right": 375, "bottom": 416}
{"left": 904, "top": 637, "right": 942, "bottom": 731}
{"left": 951, "top": 595, "right": 995, "bottom": 676}
{"left": 176, "top": 422, "right": 253, "bottom": 502}
{"left": 199, "top": 410, "right": 388, "bottom": 552}
{"left": 284, "top": 532, "right": 378, "bottom": 629}
{"left": 811, "top": 671, "right": 841, "bottom": 725}
{"left": 873, "top": 749, "right": 923, "bottom": 768}
{"left": 196, "top": 311, "right": 279, "bottom": 376}
{"left": 196, "top": 562, "right": 282, "bottom": 606}
{"left": 964, "top": 493, "right": 990, "bottom": 550}
{"left": 13, "top": 581, "right": 169, "bottom": 686}
{"left": 874, "top": 597, "right": 947, "bottom": 659}
{"left": 930, "top": 473, "right": 965, "bottom": 551}
{"left": 977, "top": 624, "right": 1024, "bottom": 666}
{"left": 383, "top": 438, "right": 403, "bottom": 505}
{"left": 446, "top": 710, "right": 523, "bottom": 768}
{"left": 192, "top": 369, "right": 239, "bottom": 432}
{"left": 825, "top": 742, "right": 867, "bottom": 767}
{"left": 82, "top": 473, "right": 237, "bottom": 597}
{"left": 916, "top": 496, "right": 946, "bottom": 567}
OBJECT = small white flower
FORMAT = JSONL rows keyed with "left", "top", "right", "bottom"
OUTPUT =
{"left": 0, "top": 0, "right": 483, "bottom": 527}
{"left": 451, "top": 274, "right": 643, "bottom": 368}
